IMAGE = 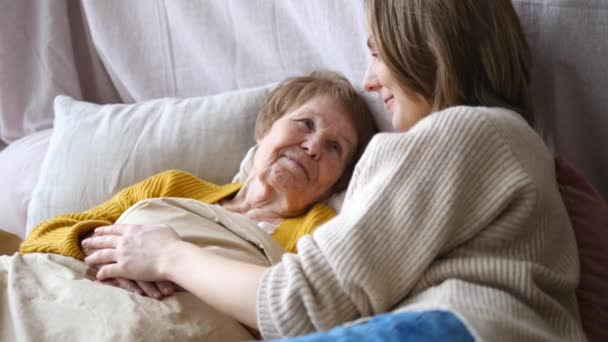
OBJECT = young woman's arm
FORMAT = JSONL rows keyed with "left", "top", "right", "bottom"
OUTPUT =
{"left": 164, "top": 241, "right": 267, "bottom": 329}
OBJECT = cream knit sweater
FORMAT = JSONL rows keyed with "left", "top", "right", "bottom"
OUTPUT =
{"left": 257, "top": 106, "right": 587, "bottom": 341}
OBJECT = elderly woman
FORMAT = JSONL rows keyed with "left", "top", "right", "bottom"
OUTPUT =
{"left": 19, "top": 70, "right": 376, "bottom": 299}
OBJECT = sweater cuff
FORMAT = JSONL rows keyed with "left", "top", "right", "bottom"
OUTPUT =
{"left": 256, "top": 267, "right": 281, "bottom": 339}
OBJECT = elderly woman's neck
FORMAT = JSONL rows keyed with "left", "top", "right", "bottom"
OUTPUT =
{"left": 219, "top": 180, "right": 289, "bottom": 224}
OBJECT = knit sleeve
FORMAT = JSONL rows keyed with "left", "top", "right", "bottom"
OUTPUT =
{"left": 256, "top": 107, "right": 536, "bottom": 338}
{"left": 19, "top": 170, "right": 208, "bottom": 260}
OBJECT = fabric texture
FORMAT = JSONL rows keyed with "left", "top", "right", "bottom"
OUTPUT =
{"left": 555, "top": 156, "right": 608, "bottom": 342}
{"left": 3, "top": 197, "right": 296, "bottom": 342}
{"left": 512, "top": 0, "right": 608, "bottom": 198}
{"left": 2, "top": 1, "right": 606, "bottom": 200}
{"left": 21, "top": 170, "right": 335, "bottom": 259}
{"left": 0, "top": 0, "right": 391, "bottom": 144}
{"left": 267, "top": 310, "right": 474, "bottom": 342}
{"left": 0, "top": 1, "right": 119, "bottom": 144}
{"left": 0, "top": 129, "right": 52, "bottom": 238}
{"left": 2, "top": 254, "right": 254, "bottom": 342}
{"left": 116, "top": 197, "right": 287, "bottom": 265}
{"left": 26, "top": 84, "right": 273, "bottom": 235}
{"left": 256, "top": 106, "right": 586, "bottom": 341}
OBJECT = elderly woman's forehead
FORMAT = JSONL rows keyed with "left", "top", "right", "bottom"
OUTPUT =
{"left": 295, "top": 98, "right": 356, "bottom": 121}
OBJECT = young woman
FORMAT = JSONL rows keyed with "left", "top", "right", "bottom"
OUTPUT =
{"left": 83, "top": 1, "right": 586, "bottom": 340}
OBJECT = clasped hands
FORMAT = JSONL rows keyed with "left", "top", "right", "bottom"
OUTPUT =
{"left": 81, "top": 223, "right": 181, "bottom": 300}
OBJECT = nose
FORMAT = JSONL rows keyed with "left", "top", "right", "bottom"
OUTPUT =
{"left": 302, "top": 136, "right": 321, "bottom": 160}
{"left": 362, "top": 61, "right": 380, "bottom": 92}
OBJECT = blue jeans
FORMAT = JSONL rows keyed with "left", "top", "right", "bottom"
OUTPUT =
{"left": 268, "top": 310, "right": 475, "bottom": 342}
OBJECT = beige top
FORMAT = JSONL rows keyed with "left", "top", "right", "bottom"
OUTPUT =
{"left": 257, "top": 106, "right": 587, "bottom": 341}
{"left": 118, "top": 197, "right": 286, "bottom": 265}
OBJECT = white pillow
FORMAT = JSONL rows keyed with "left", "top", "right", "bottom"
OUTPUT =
{"left": 27, "top": 85, "right": 273, "bottom": 235}
{"left": 0, "top": 129, "right": 52, "bottom": 238}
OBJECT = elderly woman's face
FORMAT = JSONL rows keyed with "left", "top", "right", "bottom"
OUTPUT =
{"left": 252, "top": 96, "right": 358, "bottom": 212}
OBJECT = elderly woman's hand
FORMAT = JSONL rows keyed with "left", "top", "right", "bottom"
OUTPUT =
{"left": 99, "top": 278, "right": 175, "bottom": 299}
{"left": 82, "top": 224, "right": 181, "bottom": 284}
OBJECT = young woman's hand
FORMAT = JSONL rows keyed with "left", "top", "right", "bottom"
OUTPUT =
{"left": 82, "top": 224, "right": 181, "bottom": 283}
{"left": 81, "top": 228, "right": 175, "bottom": 299}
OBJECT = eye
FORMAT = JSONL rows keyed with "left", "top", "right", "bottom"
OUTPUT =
{"left": 329, "top": 141, "right": 343, "bottom": 155}
{"left": 368, "top": 48, "right": 379, "bottom": 59}
{"left": 297, "top": 118, "right": 314, "bottom": 131}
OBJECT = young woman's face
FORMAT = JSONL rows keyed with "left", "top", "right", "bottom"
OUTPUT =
{"left": 252, "top": 95, "right": 358, "bottom": 212}
{"left": 362, "top": 38, "right": 432, "bottom": 132}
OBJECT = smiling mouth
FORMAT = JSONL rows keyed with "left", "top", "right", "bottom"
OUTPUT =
{"left": 383, "top": 95, "right": 394, "bottom": 105}
{"left": 284, "top": 155, "right": 310, "bottom": 181}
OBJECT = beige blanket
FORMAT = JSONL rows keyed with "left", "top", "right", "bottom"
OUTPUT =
{"left": 1, "top": 198, "right": 286, "bottom": 341}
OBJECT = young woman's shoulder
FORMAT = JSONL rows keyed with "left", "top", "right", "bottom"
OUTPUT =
{"left": 437, "top": 106, "right": 553, "bottom": 167}
{"left": 361, "top": 105, "right": 553, "bottom": 190}
{"left": 369, "top": 106, "right": 536, "bottom": 151}
{"left": 395, "top": 106, "right": 542, "bottom": 154}
{"left": 420, "top": 105, "right": 532, "bottom": 138}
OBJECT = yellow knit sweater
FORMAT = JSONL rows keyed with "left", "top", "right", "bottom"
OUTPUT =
{"left": 19, "top": 170, "right": 336, "bottom": 260}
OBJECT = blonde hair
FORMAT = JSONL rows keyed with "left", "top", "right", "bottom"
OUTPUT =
{"left": 365, "top": 0, "right": 533, "bottom": 125}
{"left": 255, "top": 70, "right": 377, "bottom": 191}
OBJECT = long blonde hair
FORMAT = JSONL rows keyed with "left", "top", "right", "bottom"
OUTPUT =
{"left": 365, "top": 0, "right": 533, "bottom": 125}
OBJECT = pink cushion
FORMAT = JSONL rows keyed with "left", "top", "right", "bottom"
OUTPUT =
{"left": 555, "top": 157, "right": 608, "bottom": 342}
{"left": 0, "top": 129, "right": 52, "bottom": 239}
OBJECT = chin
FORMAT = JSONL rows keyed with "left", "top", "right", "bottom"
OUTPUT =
{"left": 393, "top": 120, "right": 406, "bottom": 132}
